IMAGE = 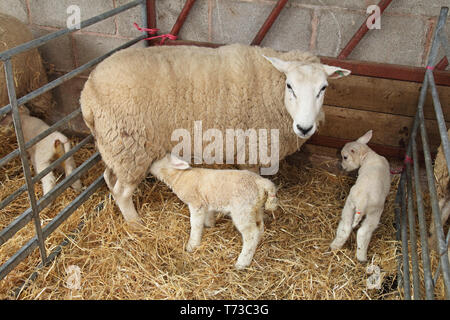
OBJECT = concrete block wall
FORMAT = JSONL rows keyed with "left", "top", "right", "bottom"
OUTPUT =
{"left": 0, "top": 0, "right": 449, "bottom": 134}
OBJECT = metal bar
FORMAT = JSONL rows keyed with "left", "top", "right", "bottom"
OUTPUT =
{"left": 0, "top": 175, "right": 104, "bottom": 283}
{"left": 42, "top": 175, "right": 105, "bottom": 238}
{"left": 141, "top": 0, "right": 149, "bottom": 47}
{"left": 418, "top": 107, "right": 450, "bottom": 298}
{"left": 0, "top": 109, "right": 81, "bottom": 168}
{"left": 0, "top": 133, "right": 92, "bottom": 211}
{"left": 251, "top": 0, "right": 288, "bottom": 46}
{"left": 337, "top": 0, "right": 393, "bottom": 59}
{"left": 0, "top": 152, "right": 101, "bottom": 246}
{"left": 399, "top": 171, "right": 411, "bottom": 299}
{"left": 0, "top": 0, "right": 143, "bottom": 61}
{"left": 433, "top": 229, "right": 450, "bottom": 286}
{"left": 0, "top": 237, "right": 38, "bottom": 281}
{"left": 394, "top": 174, "right": 405, "bottom": 297}
{"left": 4, "top": 59, "right": 48, "bottom": 265}
{"left": 170, "top": 0, "right": 196, "bottom": 37}
{"left": 32, "top": 135, "right": 93, "bottom": 185}
{"left": 405, "top": 161, "right": 422, "bottom": 299}
{"left": 0, "top": 35, "right": 146, "bottom": 119}
{"left": 412, "top": 140, "right": 435, "bottom": 300}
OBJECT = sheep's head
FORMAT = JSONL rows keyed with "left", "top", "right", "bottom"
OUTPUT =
{"left": 263, "top": 55, "right": 350, "bottom": 139}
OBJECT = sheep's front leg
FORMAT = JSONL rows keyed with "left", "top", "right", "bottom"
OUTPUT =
{"left": 234, "top": 208, "right": 264, "bottom": 270}
{"left": 330, "top": 198, "right": 355, "bottom": 250}
{"left": 356, "top": 208, "right": 382, "bottom": 262}
{"left": 186, "top": 205, "right": 206, "bottom": 252}
{"left": 112, "top": 179, "right": 142, "bottom": 227}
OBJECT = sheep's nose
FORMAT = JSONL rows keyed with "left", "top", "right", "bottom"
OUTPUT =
{"left": 296, "top": 125, "right": 313, "bottom": 135}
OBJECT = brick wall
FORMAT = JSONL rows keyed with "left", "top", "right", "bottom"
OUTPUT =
{"left": 0, "top": 0, "right": 449, "bottom": 134}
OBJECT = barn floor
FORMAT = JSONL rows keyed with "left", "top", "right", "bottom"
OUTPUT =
{"left": 0, "top": 126, "right": 447, "bottom": 300}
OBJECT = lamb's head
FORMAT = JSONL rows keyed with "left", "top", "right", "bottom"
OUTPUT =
{"left": 263, "top": 55, "right": 350, "bottom": 139}
{"left": 150, "top": 153, "right": 191, "bottom": 180}
{"left": 341, "top": 130, "right": 373, "bottom": 172}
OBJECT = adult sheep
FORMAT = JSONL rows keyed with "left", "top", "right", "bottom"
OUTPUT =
{"left": 0, "top": 13, "right": 54, "bottom": 117}
{"left": 80, "top": 43, "right": 350, "bottom": 226}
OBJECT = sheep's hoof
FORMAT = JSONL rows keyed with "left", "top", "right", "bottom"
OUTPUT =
{"left": 126, "top": 219, "right": 144, "bottom": 230}
{"left": 356, "top": 253, "right": 367, "bottom": 263}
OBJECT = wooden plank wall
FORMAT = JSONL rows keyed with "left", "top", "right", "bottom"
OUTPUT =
{"left": 307, "top": 75, "right": 450, "bottom": 160}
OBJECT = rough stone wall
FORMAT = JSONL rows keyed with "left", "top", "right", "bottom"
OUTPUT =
{"left": 0, "top": 0, "right": 448, "bottom": 134}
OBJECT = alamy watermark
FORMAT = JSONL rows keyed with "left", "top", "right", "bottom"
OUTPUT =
{"left": 366, "top": 5, "right": 381, "bottom": 30}
{"left": 66, "top": 5, "right": 81, "bottom": 30}
{"left": 171, "top": 121, "right": 280, "bottom": 175}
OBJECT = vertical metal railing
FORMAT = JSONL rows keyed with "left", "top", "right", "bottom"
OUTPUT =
{"left": 395, "top": 6, "right": 450, "bottom": 300}
{"left": 0, "top": 0, "right": 148, "bottom": 282}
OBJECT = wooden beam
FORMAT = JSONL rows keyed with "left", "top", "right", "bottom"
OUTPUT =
{"left": 160, "top": 40, "right": 450, "bottom": 86}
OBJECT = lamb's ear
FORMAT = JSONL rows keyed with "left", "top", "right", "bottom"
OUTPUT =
{"left": 323, "top": 65, "right": 351, "bottom": 79}
{"left": 262, "top": 55, "right": 290, "bottom": 73}
{"left": 357, "top": 130, "right": 373, "bottom": 144}
{"left": 169, "top": 153, "right": 191, "bottom": 170}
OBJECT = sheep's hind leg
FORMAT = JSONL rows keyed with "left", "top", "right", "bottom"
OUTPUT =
{"left": 103, "top": 167, "right": 117, "bottom": 191}
{"left": 112, "top": 179, "right": 142, "bottom": 228}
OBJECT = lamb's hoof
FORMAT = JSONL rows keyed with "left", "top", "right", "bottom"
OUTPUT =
{"left": 330, "top": 241, "right": 342, "bottom": 251}
{"left": 356, "top": 253, "right": 367, "bottom": 263}
{"left": 204, "top": 221, "right": 215, "bottom": 228}
{"left": 71, "top": 181, "right": 83, "bottom": 192}
{"left": 234, "top": 262, "right": 249, "bottom": 270}
{"left": 186, "top": 242, "right": 199, "bottom": 253}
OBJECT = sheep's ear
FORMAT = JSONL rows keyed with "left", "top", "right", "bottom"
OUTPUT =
{"left": 323, "top": 65, "right": 351, "bottom": 79}
{"left": 357, "top": 130, "right": 373, "bottom": 144}
{"left": 262, "top": 55, "right": 290, "bottom": 73}
{"left": 169, "top": 153, "right": 191, "bottom": 170}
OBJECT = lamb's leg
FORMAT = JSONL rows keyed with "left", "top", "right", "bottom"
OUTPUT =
{"left": 204, "top": 210, "right": 216, "bottom": 228}
{"left": 186, "top": 205, "right": 206, "bottom": 252}
{"left": 58, "top": 140, "right": 82, "bottom": 192}
{"left": 429, "top": 198, "right": 450, "bottom": 251}
{"left": 33, "top": 155, "right": 56, "bottom": 195}
{"left": 112, "top": 179, "right": 141, "bottom": 227}
{"left": 330, "top": 198, "right": 355, "bottom": 250}
{"left": 356, "top": 208, "right": 382, "bottom": 262}
{"left": 233, "top": 207, "right": 264, "bottom": 270}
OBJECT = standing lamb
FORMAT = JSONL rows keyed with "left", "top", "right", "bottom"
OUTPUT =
{"left": 0, "top": 106, "right": 82, "bottom": 195}
{"left": 330, "top": 130, "right": 391, "bottom": 262}
{"left": 80, "top": 43, "right": 350, "bottom": 226}
{"left": 149, "top": 153, "right": 278, "bottom": 269}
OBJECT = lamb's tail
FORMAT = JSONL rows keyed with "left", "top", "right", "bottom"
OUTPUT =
{"left": 256, "top": 178, "right": 278, "bottom": 211}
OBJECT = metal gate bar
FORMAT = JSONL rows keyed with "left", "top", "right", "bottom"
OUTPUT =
{"left": 0, "top": 0, "right": 149, "bottom": 282}
{"left": 395, "top": 7, "right": 450, "bottom": 300}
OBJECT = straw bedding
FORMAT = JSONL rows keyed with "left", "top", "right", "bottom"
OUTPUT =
{"left": 0, "top": 125, "right": 446, "bottom": 300}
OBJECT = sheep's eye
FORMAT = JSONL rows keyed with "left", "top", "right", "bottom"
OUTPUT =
{"left": 351, "top": 149, "right": 355, "bottom": 153}
{"left": 317, "top": 85, "right": 328, "bottom": 98}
